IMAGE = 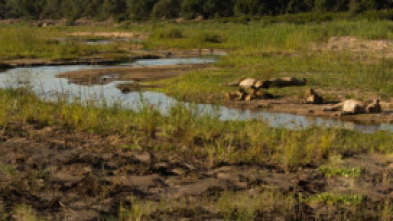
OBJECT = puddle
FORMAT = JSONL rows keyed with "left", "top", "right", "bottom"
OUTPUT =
{"left": 0, "top": 58, "right": 392, "bottom": 133}
{"left": 121, "top": 58, "right": 217, "bottom": 66}
{"left": 55, "top": 38, "right": 132, "bottom": 46}
{"left": 84, "top": 38, "right": 130, "bottom": 45}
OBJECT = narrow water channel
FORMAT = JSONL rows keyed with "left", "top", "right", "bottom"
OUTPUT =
{"left": 0, "top": 58, "right": 392, "bottom": 133}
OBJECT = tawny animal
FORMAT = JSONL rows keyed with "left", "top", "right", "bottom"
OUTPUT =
{"left": 305, "top": 88, "right": 323, "bottom": 104}
{"left": 323, "top": 99, "right": 382, "bottom": 115}
{"left": 225, "top": 88, "right": 247, "bottom": 101}
{"left": 366, "top": 99, "right": 382, "bottom": 113}
{"left": 244, "top": 87, "right": 274, "bottom": 101}
{"left": 225, "top": 87, "right": 273, "bottom": 101}
{"left": 229, "top": 77, "right": 307, "bottom": 89}
{"left": 238, "top": 78, "right": 264, "bottom": 89}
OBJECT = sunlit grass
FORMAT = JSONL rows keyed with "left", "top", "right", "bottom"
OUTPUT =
{"left": 0, "top": 88, "right": 392, "bottom": 170}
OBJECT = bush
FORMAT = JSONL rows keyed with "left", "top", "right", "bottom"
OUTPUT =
{"left": 153, "top": 27, "right": 184, "bottom": 39}
{"left": 194, "top": 32, "right": 222, "bottom": 43}
{"left": 356, "top": 9, "right": 393, "bottom": 21}
{"left": 151, "top": 0, "right": 180, "bottom": 19}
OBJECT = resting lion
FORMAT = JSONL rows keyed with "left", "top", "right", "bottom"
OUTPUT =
{"left": 229, "top": 77, "right": 307, "bottom": 89}
{"left": 305, "top": 88, "right": 323, "bottom": 104}
{"left": 323, "top": 99, "right": 382, "bottom": 115}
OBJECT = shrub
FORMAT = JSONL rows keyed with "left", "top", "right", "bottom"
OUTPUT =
{"left": 153, "top": 27, "right": 184, "bottom": 39}
{"left": 150, "top": 0, "right": 180, "bottom": 19}
{"left": 194, "top": 32, "right": 222, "bottom": 44}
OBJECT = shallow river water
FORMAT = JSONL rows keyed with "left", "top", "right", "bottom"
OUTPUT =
{"left": 0, "top": 58, "right": 392, "bottom": 133}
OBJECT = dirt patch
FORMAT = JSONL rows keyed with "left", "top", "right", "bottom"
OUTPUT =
{"left": 57, "top": 64, "right": 211, "bottom": 86}
{"left": 70, "top": 32, "right": 148, "bottom": 41}
{"left": 312, "top": 36, "right": 393, "bottom": 59}
{"left": 155, "top": 48, "right": 228, "bottom": 57}
{"left": 2, "top": 58, "right": 132, "bottom": 68}
{"left": 119, "top": 48, "right": 227, "bottom": 59}
{"left": 0, "top": 122, "right": 391, "bottom": 220}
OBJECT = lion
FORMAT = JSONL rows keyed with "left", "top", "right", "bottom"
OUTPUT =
{"left": 305, "top": 88, "right": 324, "bottom": 104}
{"left": 225, "top": 88, "right": 247, "bottom": 101}
{"left": 323, "top": 99, "right": 382, "bottom": 115}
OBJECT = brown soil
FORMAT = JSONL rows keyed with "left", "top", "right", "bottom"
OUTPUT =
{"left": 57, "top": 64, "right": 211, "bottom": 85}
{"left": 2, "top": 58, "right": 132, "bottom": 68}
{"left": 118, "top": 48, "right": 227, "bottom": 59}
{"left": 0, "top": 121, "right": 392, "bottom": 220}
{"left": 70, "top": 32, "right": 148, "bottom": 41}
{"left": 312, "top": 36, "right": 393, "bottom": 59}
{"left": 151, "top": 48, "right": 228, "bottom": 57}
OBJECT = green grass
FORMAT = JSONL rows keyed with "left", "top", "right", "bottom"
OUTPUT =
{"left": 318, "top": 166, "right": 363, "bottom": 178}
{"left": 118, "top": 196, "right": 157, "bottom": 221}
{"left": 0, "top": 21, "right": 392, "bottom": 169}
{"left": 217, "top": 191, "right": 296, "bottom": 221}
{"left": 306, "top": 193, "right": 364, "bottom": 206}
{"left": 0, "top": 88, "right": 392, "bottom": 171}
{"left": 146, "top": 20, "right": 393, "bottom": 101}
{"left": 1, "top": 20, "right": 393, "bottom": 98}
{"left": 9, "top": 205, "right": 42, "bottom": 221}
{"left": 0, "top": 24, "right": 131, "bottom": 60}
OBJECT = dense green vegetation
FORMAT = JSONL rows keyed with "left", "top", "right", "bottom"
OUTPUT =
{"left": 0, "top": 0, "right": 392, "bottom": 21}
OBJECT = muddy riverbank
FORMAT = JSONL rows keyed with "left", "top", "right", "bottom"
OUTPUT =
{"left": 57, "top": 63, "right": 393, "bottom": 126}
{"left": 57, "top": 64, "right": 213, "bottom": 86}
{"left": 223, "top": 96, "right": 393, "bottom": 125}
{"left": 1, "top": 57, "right": 392, "bottom": 131}
{"left": 0, "top": 121, "right": 392, "bottom": 220}
{"left": 1, "top": 56, "right": 161, "bottom": 68}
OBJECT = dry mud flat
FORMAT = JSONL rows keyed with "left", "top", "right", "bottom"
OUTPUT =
{"left": 69, "top": 32, "right": 148, "bottom": 41}
{"left": 58, "top": 64, "right": 211, "bottom": 87}
{"left": 1, "top": 58, "right": 133, "bottom": 68}
{"left": 0, "top": 122, "right": 392, "bottom": 220}
{"left": 312, "top": 36, "right": 393, "bottom": 58}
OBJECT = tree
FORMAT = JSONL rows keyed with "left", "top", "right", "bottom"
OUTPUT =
{"left": 0, "top": 0, "right": 6, "bottom": 18}
{"left": 181, "top": 0, "right": 204, "bottom": 19}
{"left": 202, "top": 0, "right": 234, "bottom": 18}
{"left": 351, "top": 0, "right": 393, "bottom": 12}
{"left": 41, "top": 0, "right": 63, "bottom": 19}
{"left": 127, "top": 0, "right": 158, "bottom": 20}
{"left": 314, "top": 0, "right": 350, "bottom": 12}
{"left": 83, "top": 0, "right": 104, "bottom": 18}
{"left": 235, "top": 0, "right": 287, "bottom": 16}
{"left": 151, "top": 0, "right": 181, "bottom": 18}
{"left": 6, "top": 0, "right": 39, "bottom": 18}
{"left": 60, "top": 0, "right": 84, "bottom": 21}
{"left": 287, "top": 0, "right": 315, "bottom": 13}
